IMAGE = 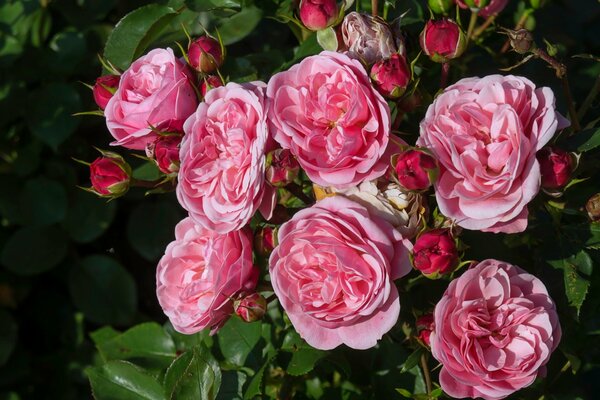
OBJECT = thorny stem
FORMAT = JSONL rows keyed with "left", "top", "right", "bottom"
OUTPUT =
{"left": 286, "top": 182, "right": 313, "bottom": 205}
{"left": 421, "top": 353, "right": 433, "bottom": 396}
{"left": 532, "top": 48, "right": 581, "bottom": 132}
{"left": 472, "top": 15, "right": 496, "bottom": 39}
{"left": 466, "top": 11, "right": 478, "bottom": 45}
{"left": 501, "top": 9, "right": 532, "bottom": 53}
{"left": 577, "top": 73, "right": 600, "bottom": 121}
{"left": 371, "top": 0, "right": 378, "bottom": 16}
{"left": 440, "top": 62, "right": 450, "bottom": 89}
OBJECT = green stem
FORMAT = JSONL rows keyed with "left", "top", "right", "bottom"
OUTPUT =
{"left": 420, "top": 353, "right": 433, "bottom": 396}
{"left": 577, "top": 73, "right": 600, "bottom": 121}
{"left": 371, "top": 0, "right": 378, "bottom": 16}
{"left": 466, "top": 11, "right": 478, "bottom": 45}
{"left": 286, "top": 182, "right": 313, "bottom": 205}
{"left": 472, "top": 15, "right": 496, "bottom": 39}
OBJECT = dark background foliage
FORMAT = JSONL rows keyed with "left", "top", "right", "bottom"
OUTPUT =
{"left": 0, "top": 0, "right": 599, "bottom": 399}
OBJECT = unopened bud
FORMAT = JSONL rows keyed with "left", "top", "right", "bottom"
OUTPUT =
{"left": 394, "top": 149, "right": 438, "bottom": 191}
{"left": 89, "top": 151, "right": 131, "bottom": 198}
{"left": 419, "top": 19, "right": 466, "bottom": 63}
{"left": 93, "top": 75, "right": 120, "bottom": 110}
{"left": 416, "top": 314, "right": 435, "bottom": 347}
{"left": 266, "top": 149, "right": 300, "bottom": 187}
{"left": 412, "top": 229, "right": 459, "bottom": 278}
{"left": 254, "top": 226, "right": 278, "bottom": 257}
{"left": 234, "top": 292, "right": 267, "bottom": 323}
{"left": 188, "top": 36, "right": 224, "bottom": 73}
{"left": 370, "top": 53, "right": 411, "bottom": 99}
{"left": 428, "top": 0, "right": 454, "bottom": 14}
{"left": 299, "top": 0, "right": 339, "bottom": 31}
{"left": 200, "top": 75, "right": 224, "bottom": 97}
{"left": 537, "top": 147, "right": 574, "bottom": 190}
{"left": 147, "top": 135, "right": 182, "bottom": 175}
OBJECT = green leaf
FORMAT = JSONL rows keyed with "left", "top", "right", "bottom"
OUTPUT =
{"left": 69, "top": 255, "right": 137, "bottom": 325}
{"left": 316, "top": 27, "right": 338, "bottom": 51}
{"left": 184, "top": 0, "right": 241, "bottom": 12}
{"left": 1, "top": 226, "right": 68, "bottom": 276}
{"left": 96, "top": 323, "right": 177, "bottom": 369}
{"left": 86, "top": 360, "right": 166, "bottom": 400}
{"left": 281, "top": 330, "right": 327, "bottom": 376}
{"left": 91, "top": 326, "right": 121, "bottom": 347}
{"left": 104, "top": 4, "right": 178, "bottom": 70}
{"left": 133, "top": 162, "right": 162, "bottom": 181}
{"left": 216, "top": 370, "right": 246, "bottom": 400}
{"left": 0, "top": 310, "right": 17, "bottom": 367}
{"left": 401, "top": 348, "right": 424, "bottom": 373}
{"left": 126, "top": 201, "right": 183, "bottom": 261}
{"left": 19, "top": 177, "right": 67, "bottom": 226}
{"left": 243, "top": 358, "right": 269, "bottom": 400}
{"left": 62, "top": 190, "right": 117, "bottom": 243}
{"left": 164, "top": 345, "right": 222, "bottom": 400}
{"left": 395, "top": 388, "right": 412, "bottom": 398}
{"left": 565, "top": 127, "right": 600, "bottom": 152}
{"left": 217, "top": 6, "right": 262, "bottom": 45}
{"left": 164, "top": 322, "right": 211, "bottom": 353}
{"left": 28, "top": 83, "right": 81, "bottom": 150}
{"left": 217, "top": 316, "right": 261, "bottom": 366}
{"left": 548, "top": 250, "right": 591, "bottom": 316}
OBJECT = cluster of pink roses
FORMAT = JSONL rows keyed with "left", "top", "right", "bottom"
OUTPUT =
{"left": 82, "top": 2, "right": 574, "bottom": 398}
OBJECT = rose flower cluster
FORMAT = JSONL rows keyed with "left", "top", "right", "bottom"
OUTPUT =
{"left": 80, "top": 1, "right": 575, "bottom": 398}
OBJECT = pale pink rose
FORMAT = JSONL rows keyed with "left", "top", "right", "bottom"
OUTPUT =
{"left": 341, "top": 12, "right": 399, "bottom": 65}
{"left": 104, "top": 48, "right": 198, "bottom": 150}
{"left": 156, "top": 217, "right": 258, "bottom": 334}
{"left": 431, "top": 259, "right": 561, "bottom": 400}
{"left": 267, "top": 51, "right": 391, "bottom": 189}
{"left": 177, "top": 81, "right": 276, "bottom": 233}
{"left": 269, "top": 196, "right": 412, "bottom": 350}
{"left": 418, "top": 75, "right": 569, "bottom": 233}
{"left": 456, "top": 0, "right": 509, "bottom": 18}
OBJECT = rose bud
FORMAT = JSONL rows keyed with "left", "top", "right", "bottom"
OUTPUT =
{"left": 93, "top": 75, "right": 120, "bottom": 110}
{"left": 299, "top": 0, "right": 339, "bottom": 31}
{"left": 412, "top": 229, "right": 458, "bottom": 278}
{"left": 419, "top": 19, "right": 466, "bottom": 63}
{"left": 254, "top": 226, "right": 278, "bottom": 257}
{"left": 537, "top": 147, "right": 574, "bottom": 189}
{"left": 428, "top": 0, "right": 454, "bottom": 14}
{"left": 89, "top": 152, "right": 131, "bottom": 198}
{"left": 586, "top": 194, "right": 600, "bottom": 222}
{"left": 265, "top": 149, "right": 300, "bottom": 187}
{"left": 234, "top": 292, "right": 267, "bottom": 323}
{"left": 188, "top": 36, "right": 224, "bottom": 73}
{"left": 200, "top": 75, "right": 224, "bottom": 97}
{"left": 370, "top": 53, "right": 411, "bottom": 99}
{"left": 148, "top": 135, "right": 182, "bottom": 175}
{"left": 416, "top": 314, "right": 435, "bottom": 347}
{"left": 394, "top": 149, "right": 438, "bottom": 191}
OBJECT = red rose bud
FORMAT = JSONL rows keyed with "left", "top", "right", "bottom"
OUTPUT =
{"left": 428, "top": 0, "right": 454, "bottom": 14}
{"left": 254, "top": 226, "right": 279, "bottom": 257}
{"left": 412, "top": 229, "right": 458, "bottom": 277}
{"left": 537, "top": 147, "right": 573, "bottom": 189}
{"left": 266, "top": 149, "right": 300, "bottom": 187}
{"left": 234, "top": 292, "right": 267, "bottom": 323}
{"left": 150, "top": 135, "right": 182, "bottom": 174}
{"left": 395, "top": 149, "right": 438, "bottom": 191}
{"left": 93, "top": 75, "right": 120, "bottom": 110}
{"left": 200, "top": 75, "right": 224, "bottom": 97}
{"left": 299, "top": 0, "right": 339, "bottom": 31}
{"left": 188, "top": 36, "right": 224, "bottom": 73}
{"left": 370, "top": 53, "right": 411, "bottom": 100}
{"left": 89, "top": 152, "right": 131, "bottom": 197}
{"left": 416, "top": 314, "right": 435, "bottom": 346}
{"left": 419, "top": 19, "right": 466, "bottom": 63}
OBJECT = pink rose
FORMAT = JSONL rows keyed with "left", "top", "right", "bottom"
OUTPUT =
{"left": 431, "top": 259, "right": 561, "bottom": 400}
{"left": 456, "top": 0, "right": 508, "bottom": 18}
{"left": 341, "top": 12, "right": 398, "bottom": 65}
{"left": 267, "top": 51, "right": 391, "bottom": 189}
{"left": 418, "top": 75, "right": 568, "bottom": 233}
{"left": 105, "top": 48, "right": 198, "bottom": 150}
{"left": 156, "top": 217, "right": 258, "bottom": 334}
{"left": 269, "top": 196, "right": 412, "bottom": 350}
{"left": 177, "top": 81, "right": 276, "bottom": 233}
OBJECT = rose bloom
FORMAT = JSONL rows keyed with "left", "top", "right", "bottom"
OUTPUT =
{"left": 269, "top": 196, "right": 412, "bottom": 350}
{"left": 431, "top": 259, "right": 561, "bottom": 400}
{"left": 267, "top": 51, "right": 391, "bottom": 189}
{"left": 105, "top": 48, "right": 198, "bottom": 150}
{"left": 341, "top": 12, "right": 398, "bottom": 65}
{"left": 456, "top": 0, "right": 509, "bottom": 18}
{"left": 418, "top": 75, "right": 568, "bottom": 233}
{"left": 156, "top": 218, "right": 258, "bottom": 334}
{"left": 177, "top": 81, "right": 276, "bottom": 233}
